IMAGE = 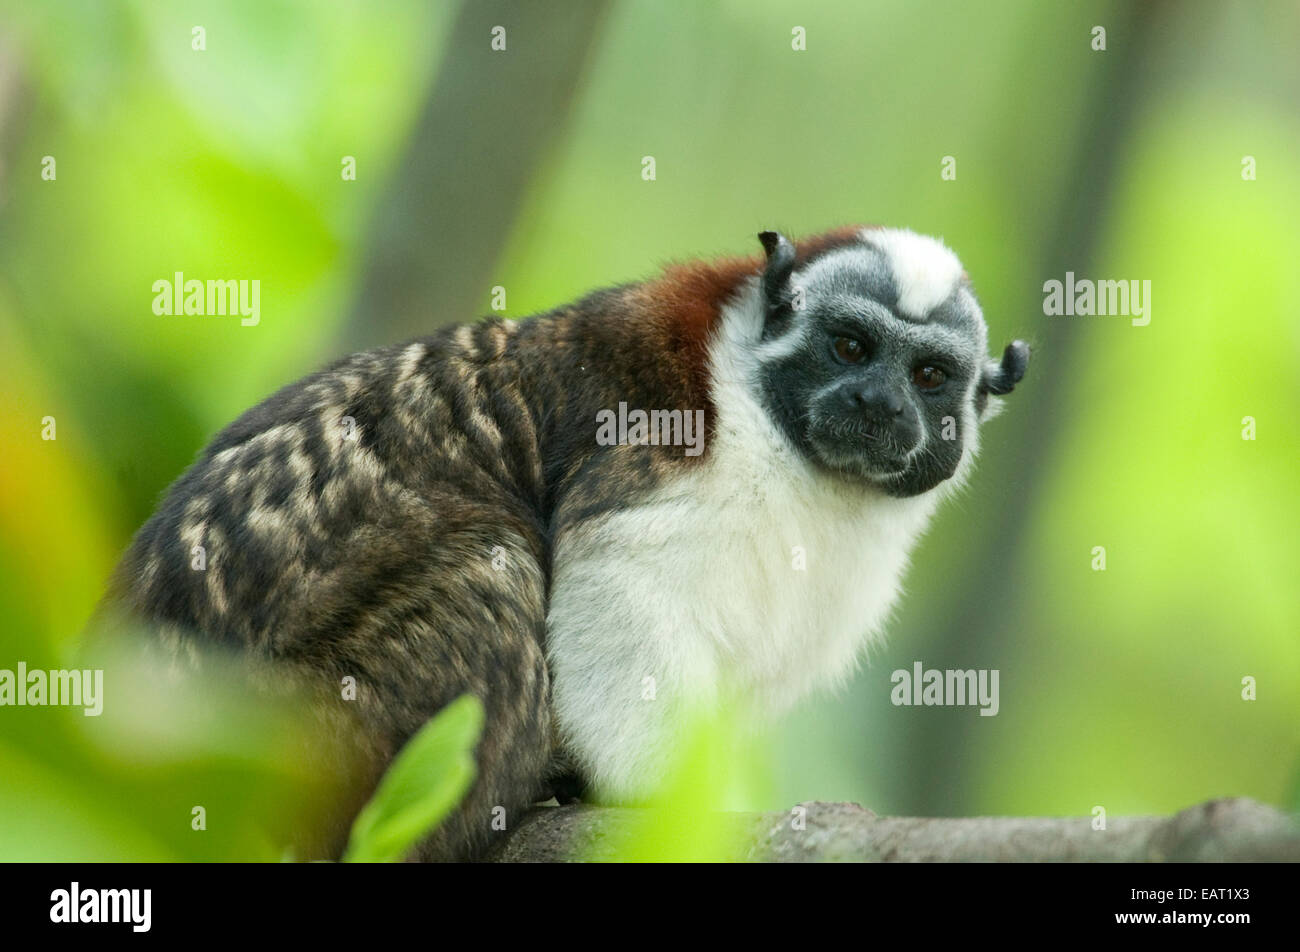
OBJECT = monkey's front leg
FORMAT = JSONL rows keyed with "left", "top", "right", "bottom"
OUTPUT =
{"left": 536, "top": 744, "right": 588, "bottom": 805}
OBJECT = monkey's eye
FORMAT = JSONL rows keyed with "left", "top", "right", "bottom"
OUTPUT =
{"left": 833, "top": 337, "right": 866, "bottom": 363}
{"left": 912, "top": 365, "right": 947, "bottom": 390}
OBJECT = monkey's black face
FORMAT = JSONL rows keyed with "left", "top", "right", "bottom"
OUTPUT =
{"left": 759, "top": 301, "right": 980, "bottom": 496}
{"left": 810, "top": 326, "right": 975, "bottom": 495}
{"left": 752, "top": 234, "right": 1027, "bottom": 498}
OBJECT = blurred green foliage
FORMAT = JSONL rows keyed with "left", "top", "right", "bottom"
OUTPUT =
{"left": 0, "top": 640, "right": 349, "bottom": 860}
{"left": 0, "top": 0, "right": 1296, "bottom": 860}
{"left": 342, "top": 694, "right": 482, "bottom": 863}
{"left": 594, "top": 706, "right": 771, "bottom": 862}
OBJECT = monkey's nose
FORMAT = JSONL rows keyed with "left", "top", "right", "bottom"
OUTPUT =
{"left": 852, "top": 387, "right": 905, "bottom": 421}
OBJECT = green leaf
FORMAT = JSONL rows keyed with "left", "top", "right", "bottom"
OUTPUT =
{"left": 342, "top": 694, "right": 484, "bottom": 863}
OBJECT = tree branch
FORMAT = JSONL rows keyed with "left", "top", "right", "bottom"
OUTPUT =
{"left": 491, "top": 798, "right": 1300, "bottom": 862}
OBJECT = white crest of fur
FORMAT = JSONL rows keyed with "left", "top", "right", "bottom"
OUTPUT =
{"left": 547, "top": 280, "right": 949, "bottom": 801}
{"left": 862, "top": 227, "right": 964, "bottom": 320}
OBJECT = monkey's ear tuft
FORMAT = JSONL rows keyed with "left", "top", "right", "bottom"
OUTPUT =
{"left": 757, "top": 230, "right": 796, "bottom": 309}
{"left": 758, "top": 230, "right": 791, "bottom": 259}
{"left": 980, "top": 340, "right": 1030, "bottom": 396}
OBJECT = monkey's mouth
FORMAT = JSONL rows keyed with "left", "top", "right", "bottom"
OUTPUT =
{"left": 858, "top": 419, "right": 914, "bottom": 448}
{"left": 857, "top": 458, "right": 912, "bottom": 481}
{"left": 806, "top": 421, "right": 917, "bottom": 482}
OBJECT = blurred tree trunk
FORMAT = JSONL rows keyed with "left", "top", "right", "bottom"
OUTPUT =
{"left": 344, "top": 0, "right": 611, "bottom": 349}
{"left": 0, "top": 33, "right": 28, "bottom": 206}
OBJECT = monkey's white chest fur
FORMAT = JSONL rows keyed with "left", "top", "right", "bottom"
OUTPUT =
{"left": 546, "top": 284, "right": 944, "bottom": 799}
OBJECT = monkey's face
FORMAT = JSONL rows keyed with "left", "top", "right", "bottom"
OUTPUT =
{"left": 753, "top": 229, "right": 1029, "bottom": 497}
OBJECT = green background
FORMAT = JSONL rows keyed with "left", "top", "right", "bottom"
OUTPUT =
{"left": 0, "top": 0, "right": 1296, "bottom": 859}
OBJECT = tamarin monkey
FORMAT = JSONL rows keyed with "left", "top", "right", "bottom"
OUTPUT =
{"left": 101, "top": 226, "right": 1029, "bottom": 860}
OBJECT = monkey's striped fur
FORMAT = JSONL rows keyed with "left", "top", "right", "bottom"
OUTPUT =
{"left": 100, "top": 226, "right": 1028, "bottom": 860}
